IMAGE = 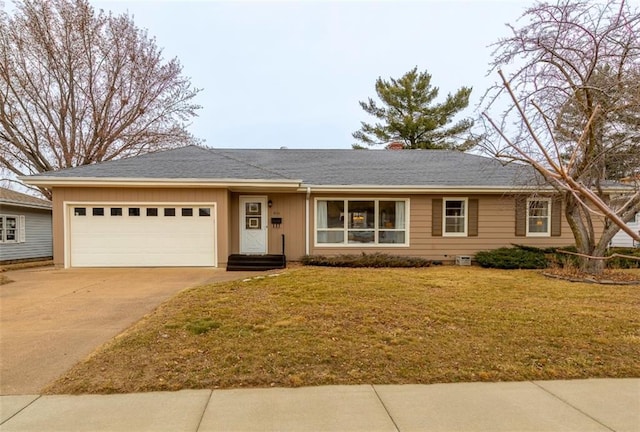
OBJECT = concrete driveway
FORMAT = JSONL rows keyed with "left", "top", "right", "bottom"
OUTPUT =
{"left": 0, "top": 267, "right": 256, "bottom": 395}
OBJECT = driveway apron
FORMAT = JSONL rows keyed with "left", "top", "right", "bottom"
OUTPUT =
{"left": 0, "top": 267, "right": 250, "bottom": 395}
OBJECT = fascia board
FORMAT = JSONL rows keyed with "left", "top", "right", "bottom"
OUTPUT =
{"left": 0, "top": 200, "right": 52, "bottom": 210}
{"left": 19, "top": 176, "right": 303, "bottom": 189}
{"left": 297, "top": 184, "right": 559, "bottom": 194}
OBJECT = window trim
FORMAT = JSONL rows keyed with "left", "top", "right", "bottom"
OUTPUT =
{"left": 442, "top": 198, "right": 468, "bottom": 237}
{"left": 314, "top": 198, "right": 410, "bottom": 247}
{"left": 526, "top": 198, "right": 551, "bottom": 237}
{"left": 0, "top": 214, "right": 25, "bottom": 244}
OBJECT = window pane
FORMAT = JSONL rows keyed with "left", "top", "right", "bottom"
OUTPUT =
{"left": 164, "top": 208, "right": 176, "bottom": 217}
{"left": 245, "top": 202, "right": 261, "bottom": 215}
{"left": 199, "top": 208, "right": 211, "bottom": 217}
{"left": 92, "top": 208, "right": 104, "bottom": 216}
{"left": 317, "top": 231, "right": 344, "bottom": 244}
{"left": 348, "top": 231, "right": 374, "bottom": 244}
{"left": 529, "top": 218, "right": 548, "bottom": 233}
{"left": 445, "top": 218, "right": 465, "bottom": 233}
{"left": 379, "top": 231, "right": 405, "bottom": 244}
{"left": 74, "top": 207, "right": 86, "bottom": 216}
{"left": 110, "top": 207, "right": 123, "bottom": 216}
{"left": 128, "top": 208, "right": 141, "bottom": 216}
{"left": 348, "top": 201, "right": 374, "bottom": 229}
{"left": 379, "top": 201, "right": 395, "bottom": 228}
{"left": 146, "top": 208, "right": 158, "bottom": 216}
{"left": 5, "top": 217, "right": 16, "bottom": 241}
{"left": 317, "top": 200, "right": 344, "bottom": 229}
{"left": 445, "top": 201, "right": 465, "bottom": 217}
{"left": 182, "top": 208, "right": 193, "bottom": 217}
{"left": 444, "top": 200, "right": 466, "bottom": 233}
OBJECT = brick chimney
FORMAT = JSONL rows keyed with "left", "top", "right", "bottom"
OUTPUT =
{"left": 386, "top": 141, "right": 405, "bottom": 150}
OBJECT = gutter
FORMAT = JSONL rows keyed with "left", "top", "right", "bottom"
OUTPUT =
{"left": 19, "top": 176, "right": 303, "bottom": 189}
{"left": 0, "top": 200, "right": 52, "bottom": 210}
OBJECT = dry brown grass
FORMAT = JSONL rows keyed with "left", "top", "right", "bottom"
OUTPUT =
{"left": 45, "top": 266, "right": 640, "bottom": 394}
{"left": 0, "top": 274, "right": 12, "bottom": 285}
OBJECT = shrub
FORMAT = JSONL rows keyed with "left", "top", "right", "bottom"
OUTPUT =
{"left": 474, "top": 246, "right": 548, "bottom": 269}
{"left": 606, "top": 247, "right": 640, "bottom": 269}
{"left": 301, "top": 253, "right": 431, "bottom": 268}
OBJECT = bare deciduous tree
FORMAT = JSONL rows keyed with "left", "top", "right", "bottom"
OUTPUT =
{"left": 0, "top": 0, "right": 202, "bottom": 197}
{"left": 482, "top": 0, "right": 640, "bottom": 275}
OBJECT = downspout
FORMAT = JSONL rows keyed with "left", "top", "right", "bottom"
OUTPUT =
{"left": 305, "top": 186, "right": 311, "bottom": 255}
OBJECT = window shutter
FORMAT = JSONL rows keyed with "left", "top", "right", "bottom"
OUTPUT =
{"left": 551, "top": 196, "right": 562, "bottom": 237}
{"left": 468, "top": 199, "right": 478, "bottom": 237}
{"left": 515, "top": 196, "right": 526, "bottom": 237}
{"left": 19, "top": 215, "right": 26, "bottom": 243}
{"left": 432, "top": 199, "right": 442, "bottom": 236}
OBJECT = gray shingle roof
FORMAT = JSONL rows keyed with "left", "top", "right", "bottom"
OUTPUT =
{"left": 27, "top": 145, "right": 536, "bottom": 188}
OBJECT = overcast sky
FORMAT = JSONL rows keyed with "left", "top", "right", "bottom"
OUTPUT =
{"left": 88, "top": 0, "right": 534, "bottom": 149}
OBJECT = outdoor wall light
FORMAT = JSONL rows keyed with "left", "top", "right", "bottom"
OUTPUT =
{"left": 268, "top": 199, "right": 273, "bottom": 208}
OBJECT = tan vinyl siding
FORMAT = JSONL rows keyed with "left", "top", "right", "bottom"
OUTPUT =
{"left": 51, "top": 187, "right": 229, "bottom": 267}
{"left": 310, "top": 193, "right": 576, "bottom": 262}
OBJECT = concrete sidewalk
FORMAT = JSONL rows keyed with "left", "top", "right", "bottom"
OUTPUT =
{"left": 1, "top": 379, "right": 638, "bottom": 431}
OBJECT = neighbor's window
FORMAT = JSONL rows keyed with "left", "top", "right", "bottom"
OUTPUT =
{"left": 146, "top": 208, "right": 158, "bottom": 217}
{"left": 443, "top": 198, "right": 467, "bottom": 236}
{"left": 128, "top": 208, "right": 141, "bottom": 217}
{"left": 527, "top": 198, "right": 551, "bottom": 236}
{"left": 92, "top": 207, "right": 104, "bottom": 216}
{"left": 164, "top": 208, "right": 176, "bottom": 217}
{"left": 316, "top": 199, "right": 407, "bottom": 246}
{"left": 181, "top": 208, "right": 193, "bottom": 217}
{"left": 0, "top": 215, "right": 20, "bottom": 243}
{"left": 74, "top": 207, "right": 86, "bottom": 216}
{"left": 198, "top": 208, "right": 211, "bottom": 217}
{"left": 110, "top": 207, "right": 123, "bottom": 216}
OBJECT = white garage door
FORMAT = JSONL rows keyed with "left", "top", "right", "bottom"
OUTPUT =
{"left": 69, "top": 204, "right": 215, "bottom": 267}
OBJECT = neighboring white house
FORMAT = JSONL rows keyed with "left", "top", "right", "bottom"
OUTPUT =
{"left": 610, "top": 213, "right": 640, "bottom": 248}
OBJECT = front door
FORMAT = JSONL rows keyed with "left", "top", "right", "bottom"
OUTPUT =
{"left": 240, "top": 196, "right": 268, "bottom": 254}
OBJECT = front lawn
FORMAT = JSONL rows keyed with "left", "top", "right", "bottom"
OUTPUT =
{"left": 46, "top": 266, "right": 640, "bottom": 394}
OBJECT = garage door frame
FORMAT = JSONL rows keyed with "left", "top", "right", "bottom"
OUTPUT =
{"left": 63, "top": 201, "right": 218, "bottom": 268}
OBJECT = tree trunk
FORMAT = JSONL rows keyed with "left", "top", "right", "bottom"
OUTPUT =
{"left": 564, "top": 193, "right": 603, "bottom": 275}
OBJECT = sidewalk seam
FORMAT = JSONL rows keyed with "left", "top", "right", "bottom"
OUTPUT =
{"left": 0, "top": 395, "right": 42, "bottom": 426}
{"left": 194, "top": 390, "right": 213, "bottom": 432}
{"left": 530, "top": 381, "right": 616, "bottom": 432}
{"left": 371, "top": 385, "right": 401, "bottom": 432}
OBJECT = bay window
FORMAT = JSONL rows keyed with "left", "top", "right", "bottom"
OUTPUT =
{"left": 316, "top": 199, "right": 408, "bottom": 246}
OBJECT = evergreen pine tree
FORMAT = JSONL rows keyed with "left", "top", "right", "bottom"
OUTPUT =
{"left": 352, "top": 67, "right": 476, "bottom": 150}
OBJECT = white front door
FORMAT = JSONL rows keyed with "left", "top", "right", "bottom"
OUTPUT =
{"left": 240, "top": 196, "right": 268, "bottom": 254}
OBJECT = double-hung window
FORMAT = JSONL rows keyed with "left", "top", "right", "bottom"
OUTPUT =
{"left": 527, "top": 198, "right": 551, "bottom": 236}
{"left": 0, "top": 215, "right": 23, "bottom": 243}
{"left": 443, "top": 198, "right": 467, "bottom": 236}
{"left": 316, "top": 199, "right": 408, "bottom": 246}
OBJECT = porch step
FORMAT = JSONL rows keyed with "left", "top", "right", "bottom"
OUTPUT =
{"left": 226, "top": 254, "right": 286, "bottom": 271}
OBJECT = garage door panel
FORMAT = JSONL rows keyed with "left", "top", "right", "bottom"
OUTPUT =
{"left": 69, "top": 205, "right": 215, "bottom": 267}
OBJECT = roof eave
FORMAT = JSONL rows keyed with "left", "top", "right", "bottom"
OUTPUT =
{"left": 19, "top": 176, "right": 303, "bottom": 189}
{"left": 298, "top": 184, "right": 559, "bottom": 193}
{"left": 0, "top": 199, "right": 52, "bottom": 210}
